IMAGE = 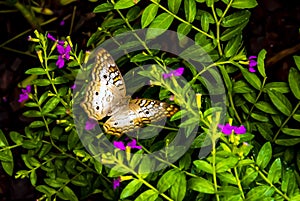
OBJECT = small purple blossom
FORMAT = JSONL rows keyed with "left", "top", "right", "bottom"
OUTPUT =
{"left": 113, "top": 177, "right": 121, "bottom": 190}
{"left": 70, "top": 84, "right": 76, "bottom": 90}
{"left": 113, "top": 141, "right": 126, "bottom": 150}
{"left": 85, "top": 119, "right": 97, "bottom": 130}
{"left": 59, "top": 20, "right": 65, "bottom": 26}
{"left": 18, "top": 85, "right": 31, "bottom": 102}
{"left": 56, "top": 44, "right": 71, "bottom": 68}
{"left": 248, "top": 56, "right": 257, "bottom": 73}
{"left": 218, "top": 123, "right": 246, "bottom": 135}
{"left": 47, "top": 33, "right": 56, "bottom": 42}
{"left": 114, "top": 139, "right": 142, "bottom": 151}
{"left": 163, "top": 67, "right": 184, "bottom": 79}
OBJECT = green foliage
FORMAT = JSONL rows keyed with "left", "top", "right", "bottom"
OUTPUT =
{"left": 1, "top": 0, "right": 300, "bottom": 201}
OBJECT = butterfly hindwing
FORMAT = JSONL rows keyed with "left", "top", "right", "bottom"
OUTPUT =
{"left": 103, "top": 99, "right": 178, "bottom": 137}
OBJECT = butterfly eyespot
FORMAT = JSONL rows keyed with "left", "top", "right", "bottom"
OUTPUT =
{"left": 145, "top": 111, "right": 149, "bottom": 114}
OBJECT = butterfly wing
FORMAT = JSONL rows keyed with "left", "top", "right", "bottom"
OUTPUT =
{"left": 81, "top": 48, "right": 128, "bottom": 120}
{"left": 103, "top": 99, "right": 178, "bottom": 137}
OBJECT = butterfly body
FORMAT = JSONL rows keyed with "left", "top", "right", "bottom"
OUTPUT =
{"left": 81, "top": 48, "right": 178, "bottom": 137}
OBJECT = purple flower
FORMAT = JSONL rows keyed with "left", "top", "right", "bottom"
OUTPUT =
{"left": 56, "top": 44, "right": 71, "bottom": 68}
{"left": 47, "top": 33, "right": 56, "bottom": 42}
{"left": 18, "top": 85, "right": 31, "bottom": 102}
{"left": 113, "top": 141, "right": 126, "bottom": 150}
{"left": 163, "top": 67, "right": 184, "bottom": 79}
{"left": 248, "top": 56, "right": 257, "bottom": 73}
{"left": 218, "top": 123, "right": 246, "bottom": 135}
{"left": 85, "top": 119, "right": 97, "bottom": 130}
{"left": 70, "top": 84, "right": 76, "bottom": 90}
{"left": 60, "top": 20, "right": 65, "bottom": 26}
{"left": 127, "top": 139, "right": 142, "bottom": 149}
{"left": 114, "top": 139, "right": 142, "bottom": 151}
{"left": 113, "top": 177, "right": 121, "bottom": 190}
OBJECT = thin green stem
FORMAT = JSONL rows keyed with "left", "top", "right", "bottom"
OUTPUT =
{"left": 233, "top": 167, "right": 245, "bottom": 199}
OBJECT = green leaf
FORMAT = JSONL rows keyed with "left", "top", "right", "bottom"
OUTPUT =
{"left": 141, "top": 4, "right": 158, "bottom": 28}
{"left": 221, "top": 10, "right": 251, "bottom": 27}
{"left": 23, "top": 110, "right": 42, "bottom": 117}
{"left": 114, "top": 0, "right": 138, "bottom": 9}
{"left": 255, "top": 101, "right": 278, "bottom": 114}
{"left": 246, "top": 185, "right": 275, "bottom": 198}
{"left": 36, "top": 185, "right": 56, "bottom": 197}
{"left": 281, "top": 169, "right": 293, "bottom": 193}
{"left": 168, "top": 0, "right": 182, "bottom": 14}
{"left": 32, "top": 79, "right": 51, "bottom": 86}
{"left": 1, "top": 161, "right": 14, "bottom": 176}
{"left": 256, "top": 142, "right": 272, "bottom": 169}
{"left": 135, "top": 189, "right": 158, "bottom": 201}
{"left": 293, "top": 114, "right": 300, "bottom": 122}
{"left": 224, "top": 35, "right": 242, "bottom": 58}
{"left": 9, "top": 131, "right": 23, "bottom": 144}
{"left": 241, "top": 167, "right": 258, "bottom": 186}
{"left": 275, "top": 138, "right": 300, "bottom": 146}
{"left": 281, "top": 128, "right": 300, "bottom": 136}
{"left": 250, "top": 113, "right": 269, "bottom": 122}
{"left": 219, "top": 66, "right": 232, "bottom": 92}
{"left": 264, "top": 82, "right": 290, "bottom": 93}
{"left": 170, "top": 171, "right": 186, "bottom": 201}
{"left": 0, "top": 151, "right": 12, "bottom": 162}
{"left": 25, "top": 68, "right": 46, "bottom": 75}
{"left": 24, "top": 102, "right": 38, "bottom": 107}
{"left": 53, "top": 76, "right": 69, "bottom": 84}
{"left": 44, "top": 178, "right": 64, "bottom": 188}
{"left": 30, "top": 170, "right": 37, "bottom": 186}
{"left": 257, "top": 49, "right": 267, "bottom": 77}
{"left": 240, "top": 68, "right": 261, "bottom": 90}
{"left": 231, "top": 0, "right": 258, "bottom": 9}
{"left": 62, "top": 186, "right": 78, "bottom": 201}
{"left": 0, "top": 129, "right": 9, "bottom": 147}
{"left": 288, "top": 67, "right": 300, "bottom": 100}
{"left": 267, "top": 158, "right": 281, "bottom": 184}
{"left": 42, "top": 96, "right": 60, "bottom": 114}
{"left": 255, "top": 123, "right": 273, "bottom": 141}
{"left": 267, "top": 90, "right": 292, "bottom": 116}
{"left": 147, "top": 13, "right": 174, "bottom": 40}
{"left": 188, "top": 177, "right": 214, "bottom": 194}
{"left": 216, "top": 157, "right": 239, "bottom": 173}
{"left": 177, "top": 23, "right": 192, "bottom": 41}
{"left": 71, "top": 175, "right": 88, "bottom": 187}
{"left": 193, "top": 160, "right": 213, "bottom": 174}
{"left": 38, "top": 91, "right": 49, "bottom": 105}
{"left": 102, "top": 18, "right": 125, "bottom": 28}
{"left": 67, "top": 130, "right": 79, "bottom": 150}
{"left": 120, "top": 179, "right": 143, "bottom": 199}
{"left": 38, "top": 144, "right": 52, "bottom": 158}
{"left": 157, "top": 169, "right": 178, "bottom": 192}
{"left": 93, "top": 3, "right": 114, "bottom": 13}
{"left": 293, "top": 55, "right": 300, "bottom": 71}
{"left": 127, "top": 6, "right": 140, "bottom": 21}
{"left": 184, "top": 0, "right": 196, "bottom": 23}
{"left": 130, "top": 53, "right": 153, "bottom": 62}
{"left": 220, "top": 21, "right": 248, "bottom": 41}
{"left": 217, "top": 173, "right": 237, "bottom": 185}
{"left": 29, "top": 121, "right": 45, "bottom": 128}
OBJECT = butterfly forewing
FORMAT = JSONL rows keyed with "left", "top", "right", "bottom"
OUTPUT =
{"left": 81, "top": 48, "right": 128, "bottom": 120}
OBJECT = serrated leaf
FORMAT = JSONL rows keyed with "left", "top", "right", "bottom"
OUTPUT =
{"left": 120, "top": 179, "right": 143, "bottom": 199}
{"left": 288, "top": 67, "right": 300, "bottom": 100}
{"left": 267, "top": 90, "right": 292, "bottom": 116}
{"left": 256, "top": 142, "right": 272, "bottom": 169}
{"left": 141, "top": 4, "right": 158, "bottom": 28}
